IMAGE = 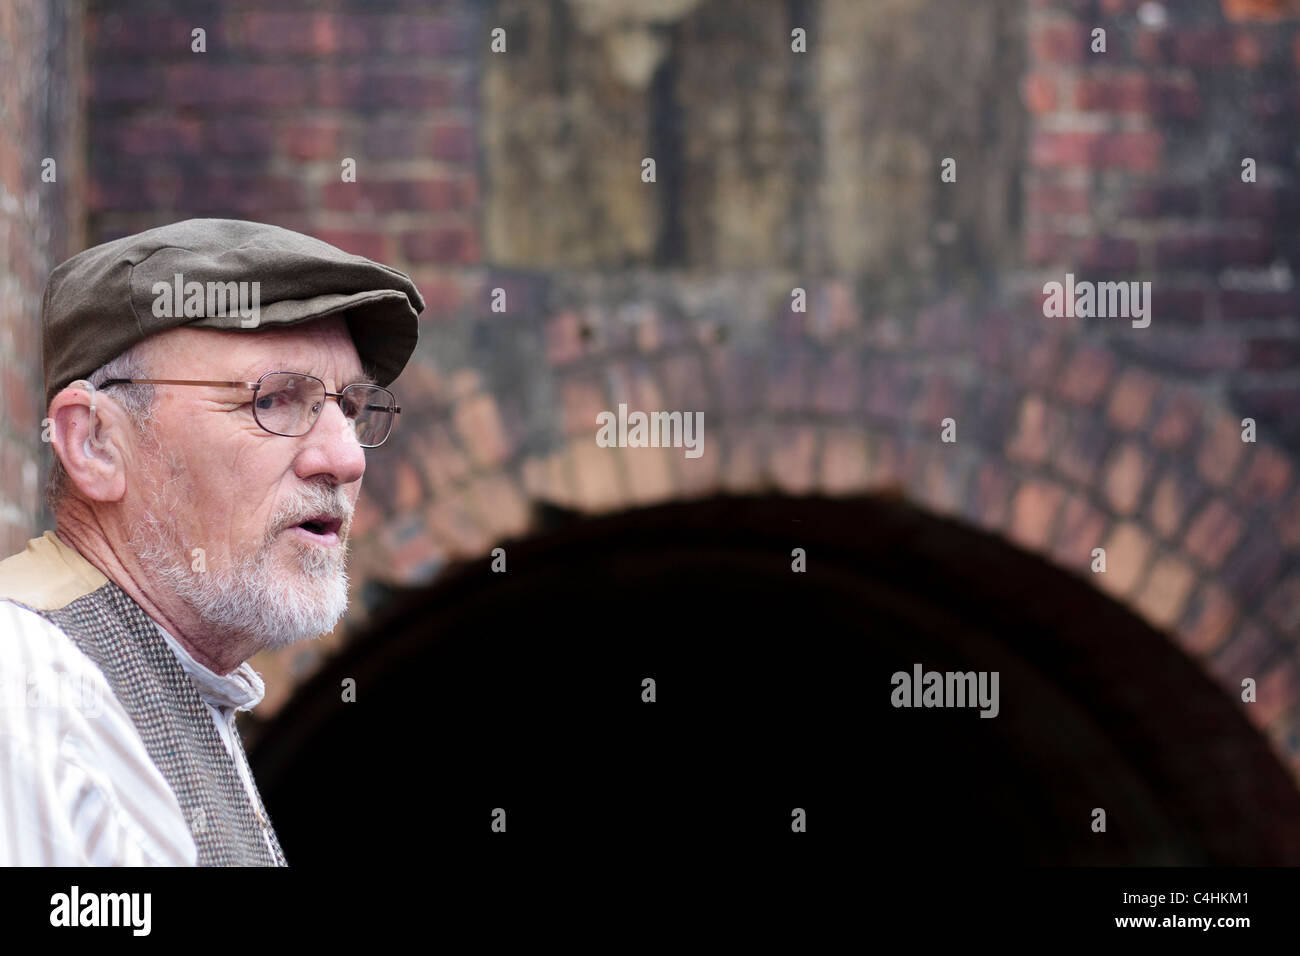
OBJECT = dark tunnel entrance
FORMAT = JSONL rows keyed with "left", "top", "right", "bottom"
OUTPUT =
{"left": 249, "top": 493, "right": 1300, "bottom": 866}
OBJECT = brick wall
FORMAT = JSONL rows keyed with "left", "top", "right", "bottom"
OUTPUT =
{"left": 14, "top": 0, "right": 1300, "bottom": 784}
{"left": 1020, "top": 0, "right": 1300, "bottom": 444}
{"left": 0, "top": 0, "right": 84, "bottom": 556}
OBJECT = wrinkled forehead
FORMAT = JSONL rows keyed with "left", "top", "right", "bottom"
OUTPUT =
{"left": 149, "top": 316, "right": 367, "bottom": 386}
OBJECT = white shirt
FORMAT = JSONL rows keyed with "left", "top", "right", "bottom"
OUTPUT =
{"left": 0, "top": 599, "right": 277, "bottom": 865}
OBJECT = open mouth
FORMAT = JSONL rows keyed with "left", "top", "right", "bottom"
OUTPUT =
{"left": 289, "top": 514, "right": 344, "bottom": 544}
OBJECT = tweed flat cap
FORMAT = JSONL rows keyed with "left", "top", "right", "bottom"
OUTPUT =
{"left": 41, "top": 218, "right": 424, "bottom": 408}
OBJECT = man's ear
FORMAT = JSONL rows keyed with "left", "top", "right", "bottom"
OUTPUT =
{"left": 48, "top": 383, "right": 129, "bottom": 504}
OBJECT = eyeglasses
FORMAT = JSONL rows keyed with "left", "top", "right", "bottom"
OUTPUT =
{"left": 98, "top": 371, "right": 401, "bottom": 448}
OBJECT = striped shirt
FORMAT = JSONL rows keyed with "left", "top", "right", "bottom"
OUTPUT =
{"left": 0, "top": 533, "right": 278, "bottom": 866}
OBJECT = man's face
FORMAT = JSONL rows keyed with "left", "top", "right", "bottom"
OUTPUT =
{"left": 124, "top": 316, "right": 370, "bottom": 653}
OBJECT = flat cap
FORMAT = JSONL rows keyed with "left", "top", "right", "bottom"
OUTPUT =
{"left": 41, "top": 218, "right": 424, "bottom": 408}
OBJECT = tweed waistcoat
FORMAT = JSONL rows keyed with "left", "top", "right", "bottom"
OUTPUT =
{"left": 1, "top": 532, "right": 287, "bottom": 866}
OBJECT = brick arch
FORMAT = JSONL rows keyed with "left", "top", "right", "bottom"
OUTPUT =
{"left": 250, "top": 493, "right": 1300, "bottom": 864}
{"left": 52, "top": 0, "right": 1300, "bottom": 793}
{"left": 248, "top": 285, "right": 1300, "bottom": 788}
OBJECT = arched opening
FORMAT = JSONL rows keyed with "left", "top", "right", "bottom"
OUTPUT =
{"left": 250, "top": 493, "right": 1300, "bottom": 865}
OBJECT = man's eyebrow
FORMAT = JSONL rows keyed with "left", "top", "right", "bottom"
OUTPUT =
{"left": 229, "top": 368, "right": 377, "bottom": 388}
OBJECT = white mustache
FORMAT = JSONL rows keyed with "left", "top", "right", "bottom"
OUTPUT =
{"left": 275, "top": 490, "right": 353, "bottom": 534}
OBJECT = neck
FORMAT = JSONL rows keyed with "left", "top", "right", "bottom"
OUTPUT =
{"left": 55, "top": 501, "right": 254, "bottom": 675}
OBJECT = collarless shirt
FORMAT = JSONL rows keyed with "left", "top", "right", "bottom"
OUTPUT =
{"left": 0, "top": 532, "right": 278, "bottom": 866}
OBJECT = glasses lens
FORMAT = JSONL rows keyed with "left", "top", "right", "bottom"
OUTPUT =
{"left": 254, "top": 373, "right": 325, "bottom": 436}
{"left": 341, "top": 384, "right": 395, "bottom": 447}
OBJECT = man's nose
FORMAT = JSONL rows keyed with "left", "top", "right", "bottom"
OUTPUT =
{"left": 294, "top": 397, "right": 366, "bottom": 485}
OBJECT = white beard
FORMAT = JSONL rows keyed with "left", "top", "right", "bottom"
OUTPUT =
{"left": 134, "top": 465, "right": 353, "bottom": 653}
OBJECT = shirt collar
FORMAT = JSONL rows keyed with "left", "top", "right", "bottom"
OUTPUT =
{"left": 153, "top": 621, "right": 265, "bottom": 714}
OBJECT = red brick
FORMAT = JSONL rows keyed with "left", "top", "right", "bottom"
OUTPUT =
{"left": 1235, "top": 445, "right": 1293, "bottom": 504}
{"left": 90, "top": 11, "right": 196, "bottom": 52}
{"left": 1206, "top": 622, "right": 1272, "bottom": 706}
{"left": 1057, "top": 345, "right": 1114, "bottom": 404}
{"left": 1173, "top": 28, "right": 1249, "bottom": 67}
{"left": 863, "top": 359, "right": 910, "bottom": 421}
{"left": 108, "top": 115, "right": 203, "bottom": 158}
{"left": 1151, "top": 391, "right": 1201, "bottom": 450}
{"left": 910, "top": 373, "right": 960, "bottom": 427}
{"left": 1052, "top": 493, "right": 1109, "bottom": 569}
{"left": 164, "top": 64, "right": 311, "bottom": 109}
{"left": 1130, "top": 184, "right": 1201, "bottom": 216}
{"left": 1021, "top": 72, "right": 1058, "bottom": 113}
{"left": 468, "top": 472, "right": 530, "bottom": 540}
{"left": 383, "top": 15, "right": 474, "bottom": 56}
{"left": 284, "top": 120, "right": 343, "bottom": 161}
{"left": 1104, "top": 441, "right": 1150, "bottom": 515}
{"left": 1177, "top": 582, "right": 1237, "bottom": 657}
{"left": 1197, "top": 413, "right": 1247, "bottom": 487}
{"left": 310, "top": 229, "right": 391, "bottom": 262}
{"left": 1, "top": 366, "right": 39, "bottom": 435}
{"left": 820, "top": 430, "right": 870, "bottom": 494}
{"left": 1008, "top": 479, "right": 1066, "bottom": 553}
{"left": 201, "top": 117, "right": 278, "bottom": 159}
{"left": 1022, "top": 330, "right": 1066, "bottom": 389}
{"left": 770, "top": 350, "right": 811, "bottom": 413}
{"left": 90, "top": 64, "right": 163, "bottom": 105}
{"left": 1095, "top": 522, "right": 1154, "bottom": 599}
{"left": 401, "top": 226, "right": 479, "bottom": 265}
{"left": 1150, "top": 469, "right": 1202, "bottom": 540}
{"left": 1025, "top": 181, "right": 1091, "bottom": 216}
{"left": 1074, "top": 74, "right": 1200, "bottom": 116}
{"left": 1006, "top": 396, "right": 1063, "bottom": 466}
{"left": 323, "top": 178, "right": 473, "bottom": 214}
{"left": 813, "top": 350, "right": 861, "bottom": 415}
{"left": 917, "top": 448, "right": 969, "bottom": 517}
{"left": 1218, "top": 182, "right": 1285, "bottom": 222}
{"left": 769, "top": 426, "right": 818, "bottom": 495}
{"left": 1030, "top": 22, "right": 1087, "bottom": 64}
{"left": 416, "top": 423, "right": 469, "bottom": 498}
{"left": 660, "top": 352, "right": 711, "bottom": 415}
{"left": 1220, "top": 526, "right": 1283, "bottom": 605}
{"left": 453, "top": 393, "right": 511, "bottom": 468}
{"left": 1054, "top": 414, "right": 1111, "bottom": 485}
{"left": 559, "top": 375, "right": 605, "bottom": 436}
{"left": 1226, "top": 0, "right": 1298, "bottom": 21}
{"left": 1077, "top": 237, "right": 1140, "bottom": 270}
{"left": 428, "top": 121, "right": 476, "bottom": 162}
{"left": 1106, "top": 367, "right": 1159, "bottom": 431}
{"left": 1030, "top": 131, "right": 1163, "bottom": 172}
{"left": 865, "top": 434, "right": 904, "bottom": 489}
{"left": 1023, "top": 230, "right": 1069, "bottom": 266}
{"left": 316, "top": 67, "right": 461, "bottom": 110}
{"left": 1135, "top": 555, "right": 1197, "bottom": 630}
{"left": 967, "top": 462, "right": 1014, "bottom": 531}
{"left": 1184, "top": 498, "right": 1244, "bottom": 569}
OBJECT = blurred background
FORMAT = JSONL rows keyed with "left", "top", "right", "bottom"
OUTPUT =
{"left": 3, "top": 0, "right": 1300, "bottom": 864}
